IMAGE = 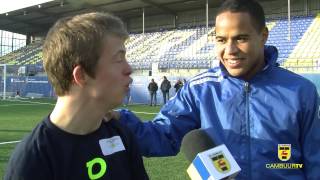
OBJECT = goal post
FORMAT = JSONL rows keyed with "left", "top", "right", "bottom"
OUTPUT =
{"left": 0, "top": 64, "right": 6, "bottom": 100}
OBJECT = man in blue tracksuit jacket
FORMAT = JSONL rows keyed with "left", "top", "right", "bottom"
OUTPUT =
{"left": 117, "top": 0, "right": 320, "bottom": 179}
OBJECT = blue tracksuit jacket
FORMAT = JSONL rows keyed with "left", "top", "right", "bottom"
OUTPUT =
{"left": 119, "top": 46, "right": 320, "bottom": 179}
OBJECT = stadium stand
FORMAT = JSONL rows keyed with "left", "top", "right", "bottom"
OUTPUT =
{"left": 266, "top": 16, "right": 314, "bottom": 64}
{"left": 284, "top": 14, "right": 320, "bottom": 72}
{"left": 0, "top": 41, "right": 43, "bottom": 65}
{"left": 0, "top": 15, "right": 320, "bottom": 74}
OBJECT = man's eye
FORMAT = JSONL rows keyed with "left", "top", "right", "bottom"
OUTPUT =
{"left": 115, "top": 54, "right": 126, "bottom": 63}
{"left": 215, "top": 39, "right": 225, "bottom": 44}
{"left": 237, "top": 37, "right": 248, "bottom": 43}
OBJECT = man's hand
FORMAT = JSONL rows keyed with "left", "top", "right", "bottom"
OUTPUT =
{"left": 105, "top": 110, "right": 121, "bottom": 122}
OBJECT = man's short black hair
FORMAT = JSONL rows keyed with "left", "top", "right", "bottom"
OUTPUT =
{"left": 217, "top": 0, "right": 266, "bottom": 32}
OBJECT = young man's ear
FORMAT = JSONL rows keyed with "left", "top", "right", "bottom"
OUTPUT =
{"left": 262, "top": 27, "right": 269, "bottom": 44}
{"left": 72, "top": 65, "right": 86, "bottom": 87}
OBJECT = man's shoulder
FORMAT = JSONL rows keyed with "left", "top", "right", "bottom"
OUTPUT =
{"left": 188, "top": 68, "right": 223, "bottom": 87}
{"left": 273, "top": 67, "right": 316, "bottom": 89}
{"left": 10, "top": 119, "right": 49, "bottom": 156}
{"left": 102, "top": 119, "right": 133, "bottom": 140}
{"left": 5, "top": 118, "right": 51, "bottom": 179}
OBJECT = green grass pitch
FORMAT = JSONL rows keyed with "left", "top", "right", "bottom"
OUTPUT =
{"left": 0, "top": 99, "right": 189, "bottom": 179}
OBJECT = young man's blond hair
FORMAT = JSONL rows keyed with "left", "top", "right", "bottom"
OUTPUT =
{"left": 43, "top": 12, "right": 128, "bottom": 96}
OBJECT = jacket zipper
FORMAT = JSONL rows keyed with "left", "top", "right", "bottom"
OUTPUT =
{"left": 244, "top": 81, "right": 251, "bottom": 179}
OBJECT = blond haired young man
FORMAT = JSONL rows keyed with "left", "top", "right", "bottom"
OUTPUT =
{"left": 5, "top": 12, "right": 148, "bottom": 180}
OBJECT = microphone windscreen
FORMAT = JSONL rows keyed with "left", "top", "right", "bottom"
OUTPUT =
{"left": 181, "top": 129, "right": 216, "bottom": 162}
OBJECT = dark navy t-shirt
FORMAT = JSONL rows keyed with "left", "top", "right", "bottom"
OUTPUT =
{"left": 5, "top": 117, "right": 149, "bottom": 180}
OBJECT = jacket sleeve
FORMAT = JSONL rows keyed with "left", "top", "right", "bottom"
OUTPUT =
{"left": 119, "top": 84, "right": 201, "bottom": 157}
{"left": 300, "top": 84, "right": 320, "bottom": 179}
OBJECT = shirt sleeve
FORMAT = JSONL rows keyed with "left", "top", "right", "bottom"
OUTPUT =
{"left": 300, "top": 84, "right": 320, "bottom": 179}
{"left": 119, "top": 84, "right": 201, "bottom": 157}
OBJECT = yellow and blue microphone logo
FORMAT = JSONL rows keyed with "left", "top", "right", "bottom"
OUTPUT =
{"left": 211, "top": 151, "right": 231, "bottom": 173}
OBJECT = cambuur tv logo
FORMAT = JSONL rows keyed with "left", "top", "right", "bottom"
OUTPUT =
{"left": 278, "top": 144, "right": 291, "bottom": 161}
{"left": 265, "top": 144, "right": 303, "bottom": 169}
{"left": 210, "top": 151, "right": 231, "bottom": 173}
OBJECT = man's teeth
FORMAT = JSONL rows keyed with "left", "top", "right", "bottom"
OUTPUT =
{"left": 229, "top": 60, "right": 238, "bottom": 64}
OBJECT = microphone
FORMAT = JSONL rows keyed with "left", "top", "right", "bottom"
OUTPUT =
{"left": 181, "top": 128, "right": 241, "bottom": 180}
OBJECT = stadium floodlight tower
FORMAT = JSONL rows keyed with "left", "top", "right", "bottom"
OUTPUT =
{"left": 0, "top": 64, "right": 6, "bottom": 100}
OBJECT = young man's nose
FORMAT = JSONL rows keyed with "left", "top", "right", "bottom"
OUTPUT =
{"left": 125, "top": 61, "right": 132, "bottom": 76}
{"left": 224, "top": 41, "right": 239, "bottom": 55}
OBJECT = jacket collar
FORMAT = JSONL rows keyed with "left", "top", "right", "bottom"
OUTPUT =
{"left": 264, "top": 45, "right": 278, "bottom": 67}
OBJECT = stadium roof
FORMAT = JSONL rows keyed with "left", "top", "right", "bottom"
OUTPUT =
{"left": 0, "top": 0, "right": 279, "bottom": 35}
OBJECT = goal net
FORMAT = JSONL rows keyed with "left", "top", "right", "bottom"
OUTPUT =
{"left": 0, "top": 64, "right": 55, "bottom": 99}
{"left": 0, "top": 64, "right": 7, "bottom": 99}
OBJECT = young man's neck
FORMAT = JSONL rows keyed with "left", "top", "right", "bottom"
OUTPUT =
{"left": 50, "top": 95, "right": 107, "bottom": 135}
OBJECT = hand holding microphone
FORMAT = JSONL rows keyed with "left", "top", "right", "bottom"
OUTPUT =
{"left": 181, "top": 128, "right": 241, "bottom": 180}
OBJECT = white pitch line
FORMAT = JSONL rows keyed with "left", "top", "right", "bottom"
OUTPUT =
{"left": 132, "top": 111, "right": 157, "bottom": 115}
{"left": 0, "top": 140, "right": 21, "bottom": 145}
{"left": 1, "top": 102, "right": 156, "bottom": 114}
{"left": 1, "top": 99, "right": 55, "bottom": 106}
{"left": 0, "top": 103, "right": 53, "bottom": 107}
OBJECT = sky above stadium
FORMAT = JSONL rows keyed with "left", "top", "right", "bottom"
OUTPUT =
{"left": 0, "top": 0, "right": 54, "bottom": 14}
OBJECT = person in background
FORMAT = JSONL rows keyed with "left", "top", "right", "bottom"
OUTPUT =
{"left": 173, "top": 79, "right": 183, "bottom": 93}
{"left": 160, "top": 76, "right": 171, "bottom": 104}
{"left": 5, "top": 12, "right": 148, "bottom": 180}
{"left": 15, "top": 90, "right": 21, "bottom": 98}
{"left": 115, "top": 0, "right": 320, "bottom": 179}
{"left": 124, "top": 81, "right": 132, "bottom": 106}
{"left": 148, "top": 78, "right": 158, "bottom": 106}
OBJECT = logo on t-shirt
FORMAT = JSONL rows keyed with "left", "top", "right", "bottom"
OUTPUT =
{"left": 99, "top": 136, "right": 125, "bottom": 156}
{"left": 86, "top": 157, "right": 107, "bottom": 180}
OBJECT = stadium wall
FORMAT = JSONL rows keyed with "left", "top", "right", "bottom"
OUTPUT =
{"left": 127, "top": 76, "right": 182, "bottom": 105}
{"left": 1, "top": 76, "right": 54, "bottom": 98}
{"left": 2, "top": 74, "right": 320, "bottom": 103}
{"left": 301, "top": 74, "right": 320, "bottom": 94}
